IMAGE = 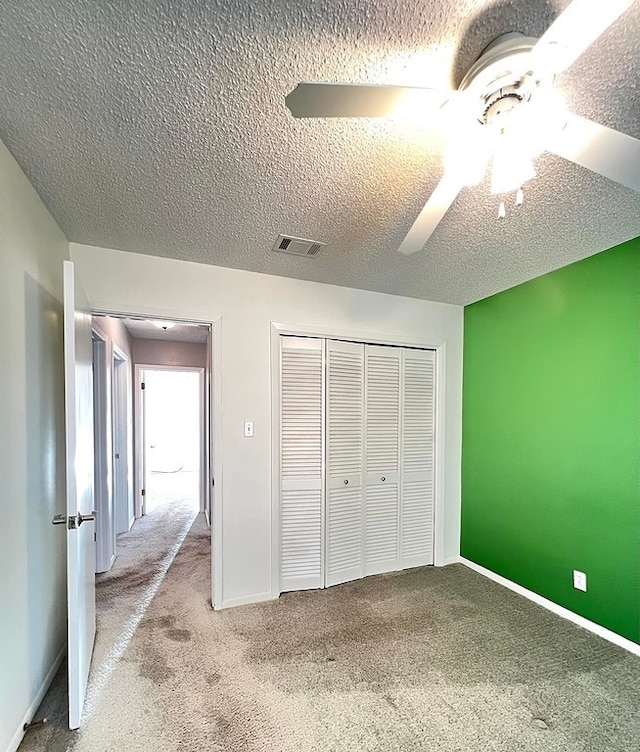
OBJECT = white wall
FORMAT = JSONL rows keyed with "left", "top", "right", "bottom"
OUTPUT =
{"left": 0, "top": 140, "right": 69, "bottom": 752}
{"left": 132, "top": 338, "right": 207, "bottom": 368}
{"left": 71, "top": 243, "right": 463, "bottom": 608}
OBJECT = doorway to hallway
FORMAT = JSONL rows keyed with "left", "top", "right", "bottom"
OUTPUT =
{"left": 140, "top": 367, "right": 203, "bottom": 516}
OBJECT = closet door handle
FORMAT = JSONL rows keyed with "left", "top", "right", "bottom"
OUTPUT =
{"left": 381, "top": 476, "right": 386, "bottom": 482}
{"left": 343, "top": 479, "right": 349, "bottom": 485}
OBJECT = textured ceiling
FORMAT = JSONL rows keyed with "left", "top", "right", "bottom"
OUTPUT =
{"left": 121, "top": 318, "right": 210, "bottom": 344}
{"left": 1, "top": 0, "right": 640, "bottom": 305}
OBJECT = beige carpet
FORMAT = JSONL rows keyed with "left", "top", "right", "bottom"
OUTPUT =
{"left": 21, "top": 498, "right": 640, "bottom": 751}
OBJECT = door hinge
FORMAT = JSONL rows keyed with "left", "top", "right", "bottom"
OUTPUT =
{"left": 141, "top": 382, "right": 145, "bottom": 390}
{"left": 141, "top": 488, "right": 146, "bottom": 496}
{"left": 94, "top": 532, "right": 96, "bottom": 542}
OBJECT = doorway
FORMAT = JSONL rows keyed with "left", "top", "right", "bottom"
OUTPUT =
{"left": 46, "top": 263, "right": 220, "bottom": 737}
{"left": 139, "top": 367, "right": 203, "bottom": 516}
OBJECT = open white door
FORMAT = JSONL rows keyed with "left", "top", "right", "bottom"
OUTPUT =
{"left": 62, "top": 260, "right": 96, "bottom": 729}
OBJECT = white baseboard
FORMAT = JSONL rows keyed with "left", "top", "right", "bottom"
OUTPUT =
{"left": 6, "top": 645, "right": 66, "bottom": 752}
{"left": 219, "top": 591, "right": 277, "bottom": 610}
{"left": 443, "top": 555, "right": 461, "bottom": 566}
{"left": 460, "top": 558, "right": 640, "bottom": 657}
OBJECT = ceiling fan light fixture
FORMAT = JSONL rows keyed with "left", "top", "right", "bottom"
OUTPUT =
{"left": 490, "top": 141, "right": 537, "bottom": 195}
{"left": 443, "top": 131, "right": 490, "bottom": 187}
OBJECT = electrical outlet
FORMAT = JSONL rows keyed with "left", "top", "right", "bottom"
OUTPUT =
{"left": 573, "top": 570, "right": 587, "bottom": 592}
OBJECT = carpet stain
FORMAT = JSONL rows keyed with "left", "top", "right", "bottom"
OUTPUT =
{"left": 137, "top": 645, "right": 176, "bottom": 684}
{"left": 165, "top": 628, "right": 192, "bottom": 642}
{"left": 147, "top": 614, "right": 177, "bottom": 629}
{"left": 383, "top": 694, "right": 399, "bottom": 711}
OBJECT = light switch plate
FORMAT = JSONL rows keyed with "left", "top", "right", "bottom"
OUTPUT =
{"left": 244, "top": 421, "right": 254, "bottom": 438}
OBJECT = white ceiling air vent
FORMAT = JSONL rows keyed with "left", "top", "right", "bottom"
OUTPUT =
{"left": 272, "top": 234, "right": 326, "bottom": 258}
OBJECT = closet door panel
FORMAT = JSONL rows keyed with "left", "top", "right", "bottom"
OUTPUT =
{"left": 280, "top": 337, "right": 324, "bottom": 591}
{"left": 326, "top": 340, "right": 364, "bottom": 587}
{"left": 364, "top": 481, "right": 399, "bottom": 575}
{"left": 400, "top": 349, "right": 435, "bottom": 568}
{"left": 326, "top": 486, "right": 362, "bottom": 585}
{"left": 364, "top": 346, "right": 401, "bottom": 576}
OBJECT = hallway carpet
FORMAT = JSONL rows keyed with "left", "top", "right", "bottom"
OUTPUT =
{"left": 21, "top": 503, "right": 640, "bottom": 751}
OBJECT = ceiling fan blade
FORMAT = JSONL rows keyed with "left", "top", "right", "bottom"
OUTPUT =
{"left": 397, "top": 174, "right": 463, "bottom": 255}
{"left": 285, "top": 82, "right": 456, "bottom": 119}
{"left": 547, "top": 113, "right": 640, "bottom": 192}
{"left": 532, "top": 0, "right": 633, "bottom": 73}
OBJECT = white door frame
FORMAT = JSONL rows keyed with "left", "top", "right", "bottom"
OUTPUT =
{"left": 134, "top": 364, "right": 205, "bottom": 517}
{"left": 112, "top": 343, "right": 133, "bottom": 534}
{"left": 91, "top": 325, "right": 115, "bottom": 574}
{"left": 92, "top": 306, "right": 222, "bottom": 611}
{"left": 270, "top": 322, "right": 447, "bottom": 599}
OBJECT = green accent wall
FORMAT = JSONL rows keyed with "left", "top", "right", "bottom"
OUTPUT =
{"left": 461, "top": 239, "right": 640, "bottom": 643}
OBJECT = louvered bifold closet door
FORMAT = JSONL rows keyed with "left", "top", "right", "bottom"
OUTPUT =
{"left": 325, "top": 340, "right": 364, "bottom": 587}
{"left": 364, "top": 346, "right": 401, "bottom": 576}
{"left": 400, "top": 349, "right": 436, "bottom": 568}
{"left": 280, "top": 337, "right": 324, "bottom": 592}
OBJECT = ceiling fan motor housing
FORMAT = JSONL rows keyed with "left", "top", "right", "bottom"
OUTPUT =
{"left": 459, "top": 33, "right": 549, "bottom": 127}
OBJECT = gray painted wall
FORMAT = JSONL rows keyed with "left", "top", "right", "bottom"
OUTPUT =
{"left": 132, "top": 338, "right": 207, "bottom": 368}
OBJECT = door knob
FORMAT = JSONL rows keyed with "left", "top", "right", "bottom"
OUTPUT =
{"left": 381, "top": 476, "right": 386, "bottom": 482}
{"left": 343, "top": 479, "right": 349, "bottom": 485}
{"left": 52, "top": 512, "right": 96, "bottom": 529}
{"left": 77, "top": 511, "right": 97, "bottom": 526}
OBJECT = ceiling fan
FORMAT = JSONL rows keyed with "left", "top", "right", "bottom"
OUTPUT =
{"left": 285, "top": 0, "right": 640, "bottom": 255}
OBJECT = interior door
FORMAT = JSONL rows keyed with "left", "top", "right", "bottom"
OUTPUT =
{"left": 279, "top": 336, "right": 325, "bottom": 592}
{"left": 62, "top": 260, "right": 96, "bottom": 729}
{"left": 364, "top": 345, "right": 401, "bottom": 576}
{"left": 400, "top": 349, "right": 436, "bottom": 568}
{"left": 325, "top": 340, "right": 364, "bottom": 587}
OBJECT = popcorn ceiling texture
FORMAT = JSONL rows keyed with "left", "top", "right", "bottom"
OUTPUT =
{"left": 1, "top": 0, "right": 640, "bottom": 305}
